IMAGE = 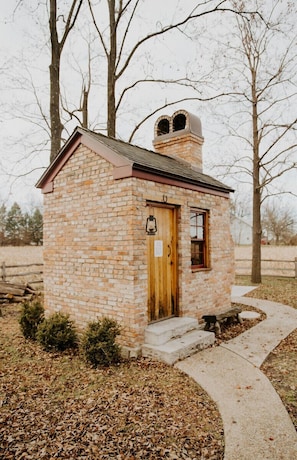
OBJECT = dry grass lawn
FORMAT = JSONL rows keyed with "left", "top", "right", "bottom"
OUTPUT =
{"left": 0, "top": 246, "right": 43, "bottom": 285}
{"left": 0, "top": 246, "right": 43, "bottom": 265}
{"left": 235, "top": 245, "right": 297, "bottom": 277}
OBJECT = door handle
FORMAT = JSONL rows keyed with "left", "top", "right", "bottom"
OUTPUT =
{"left": 168, "top": 244, "right": 171, "bottom": 257}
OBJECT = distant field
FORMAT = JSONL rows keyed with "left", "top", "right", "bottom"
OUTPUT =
{"left": 235, "top": 245, "right": 297, "bottom": 259}
{"left": 0, "top": 246, "right": 43, "bottom": 285}
{"left": 0, "top": 246, "right": 43, "bottom": 264}
{"left": 235, "top": 245, "right": 297, "bottom": 277}
{"left": 1, "top": 245, "right": 296, "bottom": 280}
{"left": 2, "top": 245, "right": 296, "bottom": 264}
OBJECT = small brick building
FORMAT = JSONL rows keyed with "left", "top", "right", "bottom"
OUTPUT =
{"left": 37, "top": 110, "right": 234, "bottom": 356}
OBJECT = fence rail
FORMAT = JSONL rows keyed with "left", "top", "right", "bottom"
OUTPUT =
{"left": 2, "top": 258, "right": 296, "bottom": 282}
{"left": 1, "top": 261, "right": 43, "bottom": 284}
{"left": 235, "top": 257, "right": 297, "bottom": 278}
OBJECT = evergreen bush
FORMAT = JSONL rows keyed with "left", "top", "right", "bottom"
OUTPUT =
{"left": 36, "top": 312, "right": 78, "bottom": 352}
{"left": 19, "top": 298, "right": 44, "bottom": 340}
{"left": 81, "top": 317, "right": 121, "bottom": 367}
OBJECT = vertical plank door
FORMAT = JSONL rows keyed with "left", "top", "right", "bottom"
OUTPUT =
{"left": 147, "top": 204, "right": 178, "bottom": 322}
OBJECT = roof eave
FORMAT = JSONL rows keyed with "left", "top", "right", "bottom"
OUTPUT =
{"left": 36, "top": 127, "right": 234, "bottom": 198}
{"left": 36, "top": 127, "right": 133, "bottom": 191}
{"left": 36, "top": 128, "right": 83, "bottom": 189}
{"left": 131, "top": 164, "right": 234, "bottom": 195}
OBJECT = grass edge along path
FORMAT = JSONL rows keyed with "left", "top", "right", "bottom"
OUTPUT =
{"left": 236, "top": 275, "right": 297, "bottom": 430}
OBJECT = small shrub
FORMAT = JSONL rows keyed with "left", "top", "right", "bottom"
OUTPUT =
{"left": 19, "top": 298, "right": 44, "bottom": 340}
{"left": 81, "top": 317, "right": 121, "bottom": 367}
{"left": 36, "top": 312, "right": 78, "bottom": 352}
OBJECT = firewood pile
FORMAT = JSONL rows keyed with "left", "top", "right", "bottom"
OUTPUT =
{"left": 0, "top": 281, "right": 36, "bottom": 304}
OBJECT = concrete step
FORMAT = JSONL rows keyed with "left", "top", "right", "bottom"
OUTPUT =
{"left": 142, "top": 329, "right": 215, "bottom": 365}
{"left": 144, "top": 317, "right": 199, "bottom": 346}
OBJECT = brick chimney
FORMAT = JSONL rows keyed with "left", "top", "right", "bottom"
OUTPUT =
{"left": 153, "top": 110, "right": 204, "bottom": 172}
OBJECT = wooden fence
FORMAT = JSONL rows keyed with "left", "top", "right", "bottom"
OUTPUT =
{"left": 2, "top": 258, "right": 296, "bottom": 283}
{"left": 1, "top": 261, "right": 43, "bottom": 285}
{"left": 235, "top": 257, "right": 297, "bottom": 278}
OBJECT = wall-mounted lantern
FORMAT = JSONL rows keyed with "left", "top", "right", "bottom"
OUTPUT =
{"left": 146, "top": 215, "right": 157, "bottom": 235}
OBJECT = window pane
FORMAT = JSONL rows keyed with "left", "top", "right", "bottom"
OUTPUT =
{"left": 191, "top": 241, "right": 204, "bottom": 266}
{"left": 190, "top": 225, "right": 197, "bottom": 238}
{"left": 197, "top": 226, "right": 203, "bottom": 240}
{"left": 190, "top": 209, "right": 208, "bottom": 268}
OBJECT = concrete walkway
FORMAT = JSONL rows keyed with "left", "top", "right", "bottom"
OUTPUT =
{"left": 176, "top": 287, "right": 297, "bottom": 460}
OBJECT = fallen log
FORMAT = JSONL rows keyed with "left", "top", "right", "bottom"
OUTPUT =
{"left": 0, "top": 281, "right": 35, "bottom": 303}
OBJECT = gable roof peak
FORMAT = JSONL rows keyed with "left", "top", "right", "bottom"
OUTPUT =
{"left": 36, "top": 125, "right": 233, "bottom": 196}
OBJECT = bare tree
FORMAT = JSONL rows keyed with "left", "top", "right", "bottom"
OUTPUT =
{"left": 230, "top": 194, "right": 251, "bottom": 220}
{"left": 49, "top": 0, "right": 84, "bottom": 161}
{"left": 61, "top": 37, "right": 94, "bottom": 130}
{"left": 86, "top": 0, "right": 259, "bottom": 139}
{"left": 209, "top": 0, "right": 297, "bottom": 282}
{"left": 2, "top": 0, "right": 261, "bottom": 197}
{"left": 262, "top": 202, "right": 295, "bottom": 245}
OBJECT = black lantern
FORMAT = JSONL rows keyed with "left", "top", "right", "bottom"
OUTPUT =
{"left": 146, "top": 215, "right": 157, "bottom": 235}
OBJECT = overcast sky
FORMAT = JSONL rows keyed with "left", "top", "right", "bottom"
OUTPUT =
{"left": 0, "top": 1, "right": 213, "bottom": 210}
{"left": 1, "top": 1, "right": 296, "bottom": 219}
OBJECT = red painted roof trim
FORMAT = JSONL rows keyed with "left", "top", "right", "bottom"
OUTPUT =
{"left": 36, "top": 128, "right": 132, "bottom": 193}
{"left": 37, "top": 135, "right": 82, "bottom": 192}
{"left": 128, "top": 169, "right": 230, "bottom": 198}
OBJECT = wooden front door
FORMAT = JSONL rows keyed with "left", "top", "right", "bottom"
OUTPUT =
{"left": 147, "top": 204, "right": 178, "bottom": 322}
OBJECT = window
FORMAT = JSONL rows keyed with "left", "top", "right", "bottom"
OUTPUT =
{"left": 190, "top": 209, "right": 209, "bottom": 269}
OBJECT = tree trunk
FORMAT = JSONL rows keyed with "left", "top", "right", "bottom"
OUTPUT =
{"left": 49, "top": 60, "right": 62, "bottom": 162}
{"left": 251, "top": 68, "right": 262, "bottom": 283}
{"left": 49, "top": 0, "right": 84, "bottom": 161}
{"left": 49, "top": 0, "right": 63, "bottom": 163}
{"left": 82, "top": 88, "right": 89, "bottom": 128}
{"left": 107, "top": 0, "right": 117, "bottom": 138}
{"left": 252, "top": 179, "right": 262, "bottom": 283}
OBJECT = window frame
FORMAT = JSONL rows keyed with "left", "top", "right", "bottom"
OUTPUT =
{"left": 190, "top": 208, "right": 210, "bottom": 270}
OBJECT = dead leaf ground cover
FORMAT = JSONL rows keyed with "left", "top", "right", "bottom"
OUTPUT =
{"left": 1, "top": 276, "right": 296, "bottom": 458}
{"left": 0, "top": 304, "right": 224, "bottom": 460}
{"left": 236, "top": 275, "right": 297, "bottom": 430}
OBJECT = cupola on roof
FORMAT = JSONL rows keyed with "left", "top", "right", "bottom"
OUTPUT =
{"left": 153, "top": 110, "right": 204, "bottom": 172}
{"left": 154, "top": 109, "right": 202, "bottom": 139}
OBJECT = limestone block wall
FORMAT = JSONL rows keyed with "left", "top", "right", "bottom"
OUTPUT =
{"left": 43, "top": 143, "right": 234, "bottom": 354}
{"left": 43, "top": 144, "right": 146, "bottom": 350}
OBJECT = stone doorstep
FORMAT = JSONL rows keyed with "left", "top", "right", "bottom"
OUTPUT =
{"left": 144, "top": 317, "right": 200, "bottom": 346}
{"left": 142, "top": 329, "right": 215, "bottom": 365}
